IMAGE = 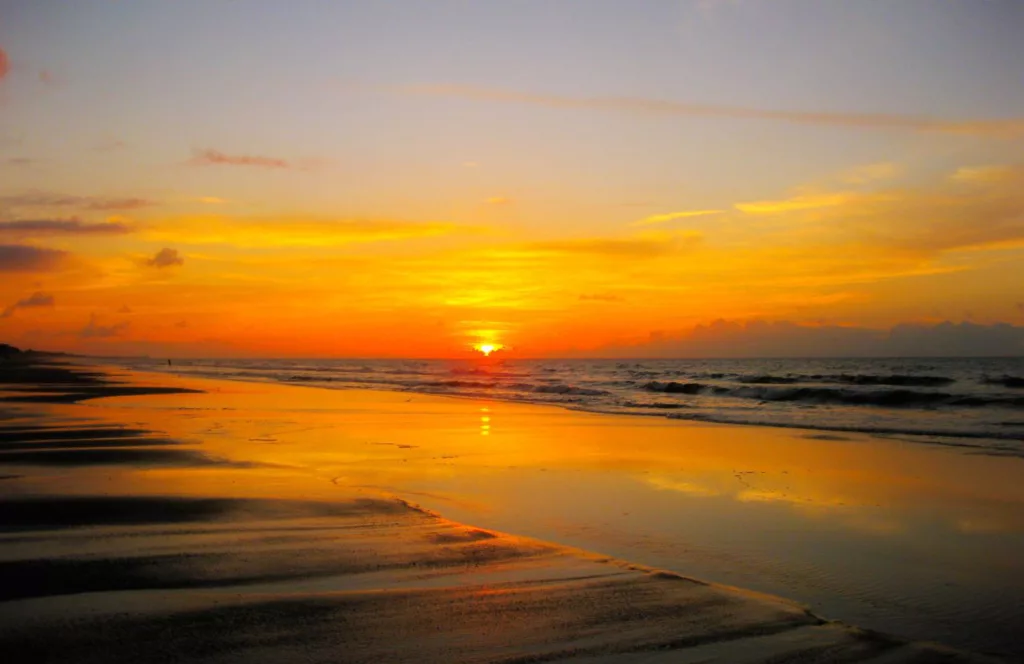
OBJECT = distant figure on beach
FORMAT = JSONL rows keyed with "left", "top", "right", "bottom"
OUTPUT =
{"left": 167, "top": 359, "right": 172, "bottom": 367}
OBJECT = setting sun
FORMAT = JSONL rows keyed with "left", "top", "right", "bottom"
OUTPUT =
{"left": 475, "top": 343, "right": 502, "bottom": 356}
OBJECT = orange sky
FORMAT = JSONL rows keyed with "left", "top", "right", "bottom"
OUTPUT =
{"left": 2, "top": 2, "right": 1023, "bottom": 357}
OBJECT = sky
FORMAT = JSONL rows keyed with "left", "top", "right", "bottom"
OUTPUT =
{"left": 1, "top": 0, "right": 1023, "bottom": 358}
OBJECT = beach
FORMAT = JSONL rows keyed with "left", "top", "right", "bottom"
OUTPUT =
{"left": 0, "top": 358, "right": 1018, "bottom": 663}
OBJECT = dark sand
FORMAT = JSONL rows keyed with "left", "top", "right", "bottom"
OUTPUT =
{"left": 0, "top": 358, "right": 1005, "bottom": 663}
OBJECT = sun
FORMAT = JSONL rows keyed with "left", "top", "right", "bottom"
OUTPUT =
{"left": 474, "top": 343, "right": 503, "bottom": 356}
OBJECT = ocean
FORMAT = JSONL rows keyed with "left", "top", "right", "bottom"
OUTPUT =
{"left": 118, "top": 356, "right": 1024, "bottom": 453}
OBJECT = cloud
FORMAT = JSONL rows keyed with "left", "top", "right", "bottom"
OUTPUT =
{"left": 735, "top": 192, "right": 873, "bottom": 214}
{"left": 633, "top": 209, "right": 724, "bottom": 226}
{"left": 79, "top": 313, "right": 130, "bottom": 339}
{"left": 0, "top": 47, "right": 8, "bottom": 82}
{"left": 405, "top": 84, "right": 1024, "bottom": 138}
{"left": 95, "top": 138, "right": 126, "bottom": 152}
{"left": 579, "top": 293, "right": 624, "bottom": 302}
{"left": 6, "top": 157, "right": 35, "bottom": 168}
{"left": 485, "top": 196, "right": 511, "bottom": 205}
{"left": 0, "top": 191, "right": 153, "bottom": 211}
{"left": 190, "top": 149, "right": 290, "bottom": 169}
{"left": 841, "top": 162, "right": 902, "bottom": 185}
{"left": 118, "top": 305, "right": 133, "bottom": 314}
{"left": 0, "top": 219, "right": 132, "bottom": 236}
{"left": 745, "top": 164, "right": 1024, "bottom": 255}
{"left": 949, "top": 165, "right": 1018, "bottom": 184}
{"left": 525, "top": 231, "right": 703, "bottom": 259}
{"left": 142, "top": 216, "right": 470, "bottom": 248}
{"left": 0, "top": 244, "right": 68, "bottom": 272}
{"left": 591, "top": 320, "right": 1024, "bottom": 358}
{"left": 1, "top": 291, "right": 55, "bottom": 318}
{"left": 147, "top": 247, "right": 184, "bottom": 268}
{"left": 196, "top": 196, "right": 227, "bottom": 205}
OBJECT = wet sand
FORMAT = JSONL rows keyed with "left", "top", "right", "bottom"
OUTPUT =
{"left": 0, "top": 358, "right": 1010, "bottom": 662}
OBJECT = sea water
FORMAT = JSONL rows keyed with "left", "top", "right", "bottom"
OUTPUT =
{"left": 120, "top": 356, "right": 1024, "bottom": 454}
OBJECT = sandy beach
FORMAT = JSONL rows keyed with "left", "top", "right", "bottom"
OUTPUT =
{"left": 0, "top": 358, "right": 1016, "bottom": 663}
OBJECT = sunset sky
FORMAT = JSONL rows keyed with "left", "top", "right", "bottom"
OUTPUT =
{"left": 1, "top": 1, "right": 1023, "bottom": 357}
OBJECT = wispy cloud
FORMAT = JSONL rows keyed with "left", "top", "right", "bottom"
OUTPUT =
{"left": 633, "top": 209, "right": 724, "bottom": 226}
{"left": 949, "top": 164, "right": 1019, "bottom": 184}
{"left": 0, "top": 191, "right": 153, "bottom": 211}
{"left": 142, "top": 216, "right": 472, "bottom": 248}
{"left": 406, "top": 84, "right": 1024, "bottom": 138}
{"left": 579, "top": 293, "right": 625, "bottom": 302}
{"left": 840, "top": 162, "right": 902, "bottom": 185}
{"left": 79, "top": 313, "right": 130, "bottom": 339}
{"left": 2, "top": 291, "right": 54, "bottom": 318}
{"left": 95, "top": 138, "right": 127, "bottom": 152}
{"left": 190, "top": 149, "right": 290, "bottom": 169}
{"left": 735, "top": 164, "right": 1024, "bottom": 255}
{"left": 0, "top": 219, "right": 132, "bottom": 236}
{"left": 0, "top": 244, "right": 69, "bottom": 272}
{"left": 735, "top": 192, "right": 873, "bottom": 215}
{"left": 524, "top": 231, "right": 703, "bottom": 259}
{"left": 38, "top": 69, "right": 59, "bottom": 86}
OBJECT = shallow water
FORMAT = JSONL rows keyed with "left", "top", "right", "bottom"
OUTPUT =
{"left": 118, "top": 357, "right": 1024, "bottom": 451}
{"left": 53, "top": 374, "right": 1024, "bottom": 659}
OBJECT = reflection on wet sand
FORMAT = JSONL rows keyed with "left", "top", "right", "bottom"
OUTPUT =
{"left": 0, "top": 359, "right": 1015, "bottom": 662}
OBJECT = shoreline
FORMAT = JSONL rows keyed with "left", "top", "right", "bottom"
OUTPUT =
{"left": 107, "top": 360, "right": 1024, "bottom": 449}
{"left": 1, "top": 358, "right": 1015, "bottom": 662}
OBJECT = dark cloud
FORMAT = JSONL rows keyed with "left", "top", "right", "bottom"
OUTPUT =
{"left": 2, "top": 291, "right": 55, "bottom": 318}
{"left": 0, "top": 219, "right": 132, "bottom": 235}
{"left": 0, "top": 244, "right": 68, "bottom": 272}
{"left": 147, "top": 247, "right": 184, "bottom": 268}
{"left": 0, "top": 192, "right": 153, "bottom": 211}
{"left": 191, "top": 149, "right": 289, "bottom": 169}
{"left": 79, "top": 314, "right": 130, "bottom": 339}
{"left": 590, "top": 320, "right": 1024, "bottom": 358}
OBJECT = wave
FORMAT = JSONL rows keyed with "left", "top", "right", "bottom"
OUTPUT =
{"left": 621, "top": 400, "right": 690, "bottom": 410}
{"left": 450, "top": 368, "right": 532, "bottom": 378}
{"left": 642, "top": 380, "right": 1024, "bottom": 408}
{"left": 983, "top": 376, "right": 1024, "bottom": 388}
{"left": 642, "top": 381, "right": 706, "bottom": 394}
{"left": 739, "top": 374, "right": 956, "bottom": 387}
